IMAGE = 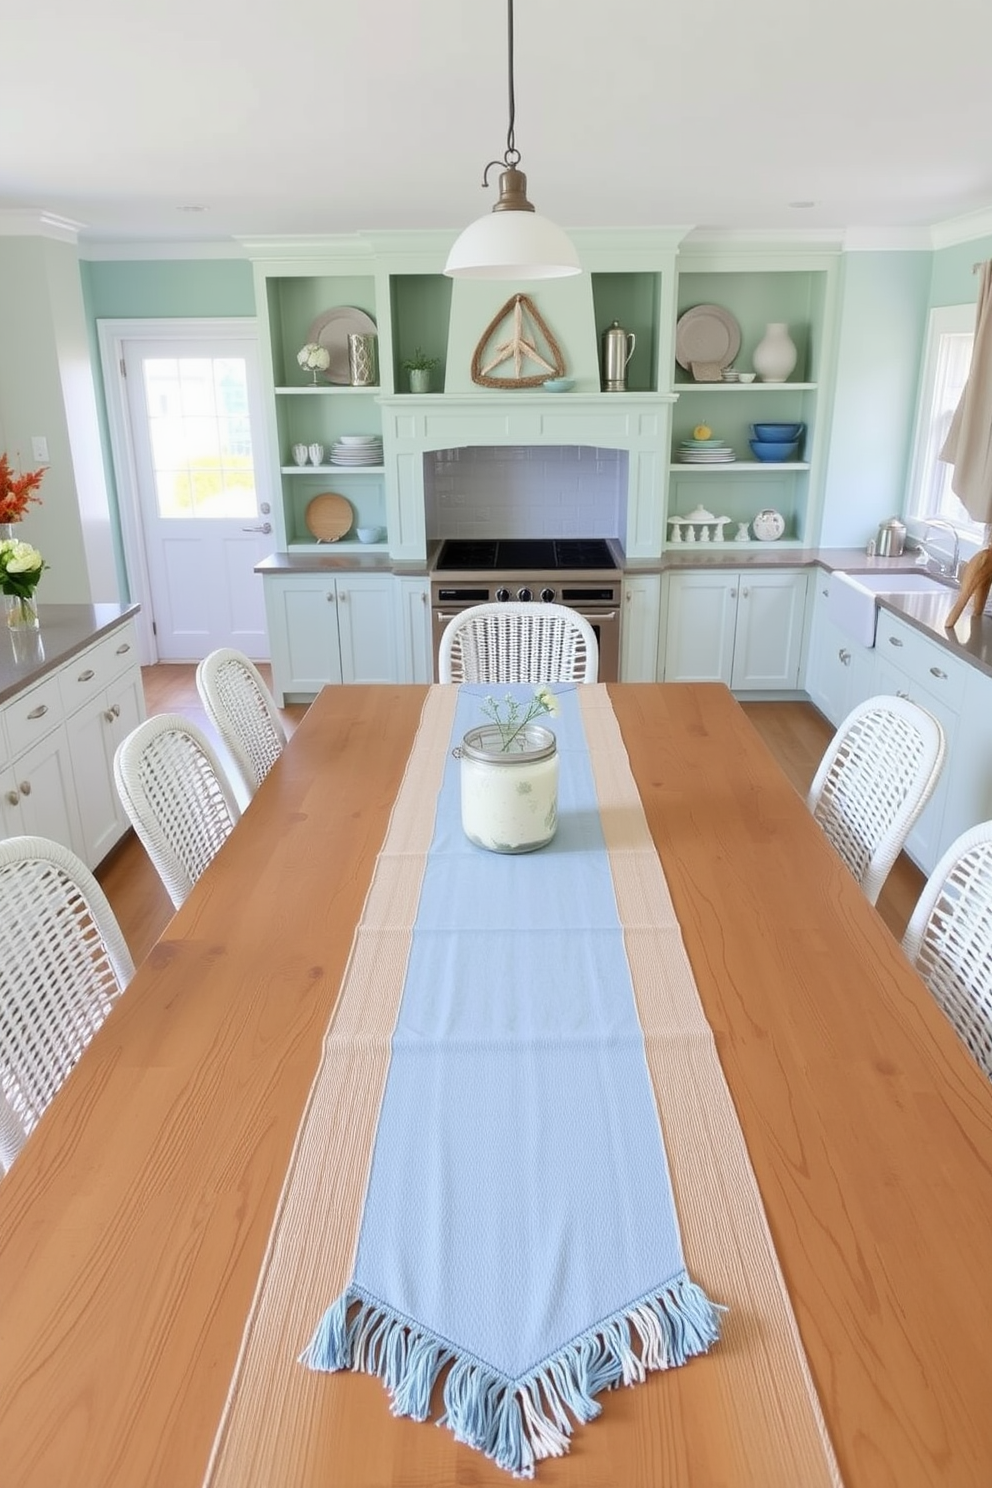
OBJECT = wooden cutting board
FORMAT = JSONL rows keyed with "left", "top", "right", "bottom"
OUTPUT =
{"left": 305, "top": 492, "right": 353, "bottom": 542}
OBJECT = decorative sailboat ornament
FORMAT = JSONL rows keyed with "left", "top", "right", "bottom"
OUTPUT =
{"left": 471, "top": 293, "right": 567, "bottom": 388}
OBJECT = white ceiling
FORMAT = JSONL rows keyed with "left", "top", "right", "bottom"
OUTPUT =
{"left": 4, "top": 0, "right": 992, "bottom": 247}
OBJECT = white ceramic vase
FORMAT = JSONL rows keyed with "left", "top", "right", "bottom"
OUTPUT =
{"left": 752, "top": 322, "right": 797, "bottom": 383}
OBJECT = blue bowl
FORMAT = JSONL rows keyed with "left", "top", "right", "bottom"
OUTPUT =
{"left": 749, "top": 438, "right": 799, "bottom": 462}
{"left": 751, "top": 422, "right": 804, "bottom": 441}
{"left": 542, "top": 377, "right": 575, "bottom": 393}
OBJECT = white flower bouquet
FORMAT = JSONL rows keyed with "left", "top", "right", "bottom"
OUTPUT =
{"left": 0, "top": 537, "right": 47, "bottom": 629}
{"left": 297, "top": 342, "right": 331, "bottom": 382}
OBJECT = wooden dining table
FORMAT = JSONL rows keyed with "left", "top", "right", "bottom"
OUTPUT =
{"left": 1, "top": 682, "right": 991, "bottom": 1488}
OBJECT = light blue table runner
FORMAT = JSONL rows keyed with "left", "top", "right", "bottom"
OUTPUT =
{"left": 302, "top": 684, "right": 721, "bottom": 1476}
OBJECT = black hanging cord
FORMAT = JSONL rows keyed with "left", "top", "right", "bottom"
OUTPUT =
{"left": 482, "top": 0, "right": 522, "bottom": 185}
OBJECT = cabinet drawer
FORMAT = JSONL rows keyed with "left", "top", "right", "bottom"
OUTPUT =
{"left": 4, "top": 673, "right": 64, "bottom": 756}
{"left": 874, "top": 611, "right": 968, "bottom": 712}
{"left": 58, "top": 622, "right": 139, "bottom": 714}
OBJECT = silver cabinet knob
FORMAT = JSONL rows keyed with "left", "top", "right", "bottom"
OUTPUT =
{"left": 5, "top": 790, "right": 19, "bottom": 806}
{"left": 18, "top": 780, "right": 31, "bottom": 797}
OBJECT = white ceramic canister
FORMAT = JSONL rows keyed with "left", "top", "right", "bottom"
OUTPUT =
{"left": 752, "top": 322, "right": 797, "bottom": 383}
{"left": 457, "top": 723, "right": 558, "bottom": 853}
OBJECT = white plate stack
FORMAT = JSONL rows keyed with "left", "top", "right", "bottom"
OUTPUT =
{"left": 678, "top": 438, "right": 736, "bottom": 464}
{"left": 330, "top": 434, "right": 383, "bottom": 466}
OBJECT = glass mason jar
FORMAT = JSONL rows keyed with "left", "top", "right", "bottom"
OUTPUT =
{"left": 457, "top": 723, "right": 559, "bottom": 853}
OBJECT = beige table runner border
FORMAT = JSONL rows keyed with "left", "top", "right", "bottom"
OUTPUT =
{"left": 204, "top": 684, "right": 842, "bottom": 1488}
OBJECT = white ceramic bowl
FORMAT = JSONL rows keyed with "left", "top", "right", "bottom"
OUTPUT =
{"left": 356, "top": 526, "right": 386, "bottom": 544}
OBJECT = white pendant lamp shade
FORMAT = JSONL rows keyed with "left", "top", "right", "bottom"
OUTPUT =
{"left": 445, "top": 206, "right": 581, "bottom": 280}
{"left": 444, "top": 2, "right": 581, "bottom": 281}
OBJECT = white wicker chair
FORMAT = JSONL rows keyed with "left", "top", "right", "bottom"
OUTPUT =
{"left": 806, "top": 694, "right": 946, "bottom": 906}
{"left": 0, "top": 835, "right": 134, "bottom": 1173}
{"left": 902, "top": 820, "right": 992, "bottom": 1080}
{"left": 113, "top": 713, "right": 241, "bottom": 910}
{"left": 195, "top": 648, "right": 287, "bottom": 798}
{"left": 438, "top": 602, "right": 599, "bottom": 685}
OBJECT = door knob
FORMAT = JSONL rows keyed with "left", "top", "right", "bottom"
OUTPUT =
{"left": 242, "top": 522, "right": 272, "bottom": 534}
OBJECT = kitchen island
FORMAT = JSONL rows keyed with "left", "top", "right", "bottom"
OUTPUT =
{"left": 0, "top": 603, "right": 143, "bottom": 865}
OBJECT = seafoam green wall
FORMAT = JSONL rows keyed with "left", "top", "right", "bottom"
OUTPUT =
{"left": 928, "top": 233, "right": 992, "bottom": 307}
{"left": 819, "top": 251, "right": 932, "bottom": 547}
{"left": 79, "top": 257, "right": 258, "bottom": 594}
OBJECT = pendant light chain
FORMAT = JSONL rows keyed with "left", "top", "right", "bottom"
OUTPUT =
{"left": 444, "top": 0, "right": 580, "bottom": 278}
{"left": 504, "top": 0, "right": 519, "bottom": 168}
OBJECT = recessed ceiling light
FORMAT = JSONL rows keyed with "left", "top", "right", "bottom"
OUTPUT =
{"left": 177, "top": 204, "right": 208, "bottom": 213}
{"left": 789, "top": 200, "right": 815, "bottom": 209}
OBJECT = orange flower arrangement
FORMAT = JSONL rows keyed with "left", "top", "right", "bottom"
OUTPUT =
{"left": 0, "top": 452, "right": 46, "bottom": 524}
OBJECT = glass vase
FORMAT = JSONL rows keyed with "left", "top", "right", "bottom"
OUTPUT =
{"left": 0, "top": 521, "right": 15, "bottom": 541}
{"left": 4, "top": 593, "right": 40, "bottom": 632}
{"left": 457, "top": 724, "right": 559, "bottom": 853}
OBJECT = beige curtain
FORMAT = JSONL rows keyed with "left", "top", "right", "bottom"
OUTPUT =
{"left": 940, "top": 259, "right": 992, "bottom": 524}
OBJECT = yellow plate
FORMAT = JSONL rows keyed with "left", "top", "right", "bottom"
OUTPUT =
{"left": 305, "top": 492, "right": 353, "bottom": 542}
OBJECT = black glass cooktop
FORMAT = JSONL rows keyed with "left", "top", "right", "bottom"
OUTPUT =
{"left": 435, "top": 538, "right": 617, "bottom": 571}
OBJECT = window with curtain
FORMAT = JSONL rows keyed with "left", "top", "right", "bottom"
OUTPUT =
{"left": 905, "top": 304, "right": 982, "bottom": 539}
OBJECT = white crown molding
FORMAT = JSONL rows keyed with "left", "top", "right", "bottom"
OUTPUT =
{"left": 78, "top": 238, "right": 249, "bottom": 261}
{"left": 842, "top": 226, "right": 934, "bottom": 252}
{"left": 930, "top": 204, "right": 992, "bottom": 249}
{"left": 0, "top": 209, "right": 83, "bottom": 243}
{"left": 680, "top": 226, "right": 846, "bottom": 251}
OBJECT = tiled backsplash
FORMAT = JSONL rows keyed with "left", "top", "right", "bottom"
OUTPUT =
{"left": 424, "top": 445, "right": 628, "bottom": 541}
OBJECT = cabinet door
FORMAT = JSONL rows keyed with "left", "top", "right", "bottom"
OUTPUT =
{"left": 336, "top": 576, "right": 397, "bottom": 684}
{"left": 874, "top": 657, "right": 956, "bottom": 877}
{"left": 621, "top": 575, "right": 661, "bottom": 682}
{"left": 731, "top": 572, "right": 808, "bottom": 690}
{"left": 264, "top": 578, "right": 343, "bottom": 702}
{"left": 67, "top": 672, "right": 146, "bottom": 868}
{"left": 1, "top": 726, "right": 83, "bottom": 853}
{"left": 943, "top": 666, "right": 992, "bottom": 853}
{"left": 394, "top": 578, "right": 432, "bottom": 683}
{"left": 805, "top": 578, "right": 852, "bottom": 723}
{"left": 663, "top": 572, "right": 737, "bottom": 683}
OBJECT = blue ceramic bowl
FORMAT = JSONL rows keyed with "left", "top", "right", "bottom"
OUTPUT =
{"left": 751, "top": 422, "right": 804, "bottom": 441}
{"left": 749, "top": 439, "right": 799, "bottom": 462}
{"left": 542, "top": 377, "right": 575, "bottom": 393}
{"left": 356, "top": 526, "right": 386, "bottom": 543}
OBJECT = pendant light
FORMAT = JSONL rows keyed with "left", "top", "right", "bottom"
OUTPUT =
{"left": 444, "top": 0, "right": 580, "bottom": 280}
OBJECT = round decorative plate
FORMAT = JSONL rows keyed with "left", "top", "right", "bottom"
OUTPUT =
{"left": 306, "top": 307, "right": 377, "bottom": 385}
{"left": 675, "top": 304, "right": 742, "bottom": 371}
{"left": 305, "top": 492, "right": 353, "bottom": 542}
{"left": 752, "top": 508, "right": 786, "bottom": 542}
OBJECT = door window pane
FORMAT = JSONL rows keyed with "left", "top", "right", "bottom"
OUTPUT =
{"left": 143, "top": 357, "right": 257, "bottom": 518}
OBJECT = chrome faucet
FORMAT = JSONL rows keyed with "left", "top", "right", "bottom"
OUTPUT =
{"left": 915, "top": 519, "right": 961, "bottom": 578}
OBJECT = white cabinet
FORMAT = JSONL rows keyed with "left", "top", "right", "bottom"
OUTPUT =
{"left": 1, "top": 722, "right": 81, "bottom": 849}
{"left": 394, "top": 578, "right": 432, "bottom": 682}
{"left": 621, "top": 575, "right": 661, "bottom": 682}
{"left": 263, "top": 573, "right": 398, "bottom": 702}
{"left": 663, "top": 569, "right": 809, "bottom": 690}
{"left": 873, "top": 608, "right": 970, "bottom": 874}
{"left": 0, "top": 616, "right": 143, "bottom": 866}
{"left": 805, "top": 575, "right": 877, "bottom": 725}
{"left": 65, "top": 670, "right": 145, "bottom": 866}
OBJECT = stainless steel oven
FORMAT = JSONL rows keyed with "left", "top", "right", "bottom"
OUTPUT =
{"left": 430, "top": 539, "right": 622, "bottom": 682}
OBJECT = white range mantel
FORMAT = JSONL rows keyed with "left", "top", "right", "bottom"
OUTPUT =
{"left": 377, "top": 392, "right": 678, "bottom": 561}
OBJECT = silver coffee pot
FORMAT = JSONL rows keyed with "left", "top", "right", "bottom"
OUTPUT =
{"left": 602, "top": 320, "right": 636, "bottom": 392}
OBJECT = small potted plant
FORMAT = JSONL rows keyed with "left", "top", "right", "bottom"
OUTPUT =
{"left": 401, "top": 348, "right": 440, "bottom": 394}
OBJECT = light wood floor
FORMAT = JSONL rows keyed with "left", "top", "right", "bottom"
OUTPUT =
{"left": 94, "top": 670, "right": 925, "bottom": 963}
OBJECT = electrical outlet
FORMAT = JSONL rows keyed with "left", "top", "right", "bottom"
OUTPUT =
{"left": 31, "top": 436, "right": 50, "bottom": 464}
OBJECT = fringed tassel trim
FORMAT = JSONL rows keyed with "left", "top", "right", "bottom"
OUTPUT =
{"left": 301, "top": 1274, "right": 723, "bottom": 1479}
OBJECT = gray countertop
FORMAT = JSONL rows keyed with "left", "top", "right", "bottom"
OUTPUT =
{"left": 255, "top": 544, "right": 992, "bottom": 685}
{"left": 0, "top": 603, "right": 140, "bottom": 707}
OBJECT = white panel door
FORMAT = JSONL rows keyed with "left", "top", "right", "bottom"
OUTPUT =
{"left": 123, "top": 335, "right": 272, "bottom": 661}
